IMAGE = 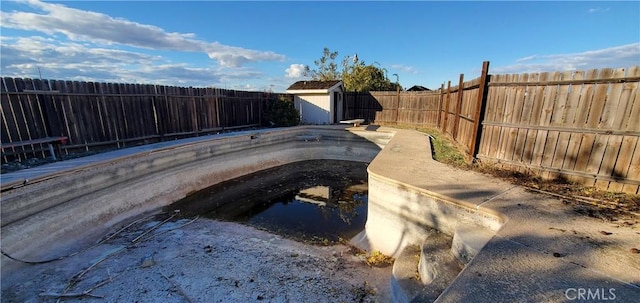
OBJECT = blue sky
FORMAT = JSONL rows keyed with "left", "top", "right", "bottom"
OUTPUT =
{"left": 1, "top": 1, "right": 639, "bottom": 92}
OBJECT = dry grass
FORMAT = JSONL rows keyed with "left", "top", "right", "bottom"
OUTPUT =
{"left": 364, "top": 251, "right": 394, "bottom": 268}
{"left": 473, "top": 163, "right": 640, "bottom": 221}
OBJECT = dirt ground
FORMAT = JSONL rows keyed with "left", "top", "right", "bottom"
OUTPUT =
{"left": 1, "top": 213, "right": 392, "bottom": 303}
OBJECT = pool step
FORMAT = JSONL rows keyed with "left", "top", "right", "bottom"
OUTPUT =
{"left": 391, "top": 230, "right": 463, "bottom": 303}
{"left": 416, "top": 231, "right": 463, "bottom": 302}
{"left": 451, "top": 224, "right": 494, "bottom": 264}
{"left": 391, "top": 244, "right": 422, "bottom": 303}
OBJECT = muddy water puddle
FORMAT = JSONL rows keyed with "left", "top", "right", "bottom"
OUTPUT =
{"left": 167, "top": 160, "right": 369, "bottom": 244}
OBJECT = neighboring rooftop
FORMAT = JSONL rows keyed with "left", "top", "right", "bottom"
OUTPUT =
{"left": 286, "top": 80, "right": 342, "bottom": 90}
{"left": 407, "top": 85, "right": 432, "bottom": 91}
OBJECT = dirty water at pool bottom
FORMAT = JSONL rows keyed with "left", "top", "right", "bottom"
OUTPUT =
{"left": 166, "top": 160, "right": 369, "bottom": 245}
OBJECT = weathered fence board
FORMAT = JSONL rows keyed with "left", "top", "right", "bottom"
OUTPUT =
{"left": 477, "top": 65, "right": 640, "bottom": 193}
{"left": 1, "top": 78, "right": 272, "bottom": 161}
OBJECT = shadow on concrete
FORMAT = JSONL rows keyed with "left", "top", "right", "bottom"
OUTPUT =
{"left": 415, "top": 183, "right": 506, "bottom": 207}
{"left": 365, "top": 125, "right": 381, "bottom": 132}
{"left": 437, "top": 231, "right": 640, "bottom": 303}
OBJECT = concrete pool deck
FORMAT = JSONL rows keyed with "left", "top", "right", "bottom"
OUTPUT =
{"left": 1, "top": 125, "right": 639, "bottom": 302}
{"left": 359, "top": 127, "right": 640, "bottom": 302}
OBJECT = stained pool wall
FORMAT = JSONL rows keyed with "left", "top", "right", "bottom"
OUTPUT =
{"left": 1, "top": 126, "right": 392, "bottom": 275}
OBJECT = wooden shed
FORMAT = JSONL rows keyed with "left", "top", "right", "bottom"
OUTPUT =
{"left": 286, "top": 80, "right": 344, "bottom": 125}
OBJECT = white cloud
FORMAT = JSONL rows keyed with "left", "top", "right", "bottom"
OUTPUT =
{"left": 0, "top": 36, "right": 273, "bottom": 87}
{"left": 391, "top": 64, "right": 419, "bottom": 74}
{"left": 239, "top": 84, "right": 258, "bottom": 91}
{"left": 285, "top": 64, "right": 306, "bottom": 78}
{"left": 1, "top": 0, "right": 285, "bottom": 67}
{"left": 588, "top": 7, "right": 610, "bottom": 13}
{"left": 492, "top": 43, "right": 640, "bottom": 74}
{"left": 515, "top": 55, "right": 538, "bottom": 62}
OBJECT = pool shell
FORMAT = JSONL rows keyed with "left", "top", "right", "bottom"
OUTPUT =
{"left": 1, "top": 125, "right": 507, "bottom": 302}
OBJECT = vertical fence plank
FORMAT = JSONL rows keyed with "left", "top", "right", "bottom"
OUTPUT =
{"left": 21, "top": 79, "right": 46, "bottom": 142}
{"left": 1, "top": 78, "right": 24, "bottom": 160}
{"left": 537, "top": 72, "right": 562, "bottom": 178}
{"left": 497, "top": 74, "right": 518, "bottom": 163}
{"left": 549, "top": 71, "right": 575, "bottom": 179}
{"left": 609, "top": 67, "right": 640, "bottom": 192}
{"left": 518, "top": 73, "right": 540, "bottom": 165}
{"left": 437, "top": 84, "right": 444, "bottom": 128}
{"left": 594, "top": 68, "right": 629, "bottom": 189}
{"left": 623, "top": 69, "right": 640, "bottom": 132}
{"left": 613, "top": 66, "right": 639, "bottom": 130}
{"left": 584, "top": 68, "right": 616, "bottom": 181}
{"left": 561, "top": 71, "right": 585, "bottom": 174}
{"left": 528, "top": 72, "right": 549, "bottom": 172}
{"left": 569, "top": 69, "right": 600, "bottom": 184}
{"left": 608, "top": 135, "right": 638, "bottom": 193}
{"left": 477, "top": 74, "right": 496, "bottom": 158}
{"left": 442, "top": 81, "right": 451, "bottom": 134}
{"left": 621, "top": 137, "right": 640, "bottom": 194}
{"left": 511, "top": 73, "right": 529, "bottom": 165}
{"left": 29, "top": 79, "right": 53, "bottom": 141}
{"left": 490, "top": 74, "right": 508, "bottom": 160}
{"left": 452, "top": 74, "right": 464, "bottom": 140}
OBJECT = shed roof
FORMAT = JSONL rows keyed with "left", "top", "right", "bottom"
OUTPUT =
{"left": 287, "top": 80, "right": 342, "bottom": 90}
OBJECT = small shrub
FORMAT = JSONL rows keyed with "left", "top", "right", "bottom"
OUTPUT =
{"left": 262, "top": 95, "right": 300, "bottom": 127}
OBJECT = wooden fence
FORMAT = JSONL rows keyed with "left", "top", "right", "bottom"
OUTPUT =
{"left": 1, "top": 77, "right": 285, "bottom": 162}
{"left": 345, "top": 63, "right": 640, "bottom": 194}
{"left": 344, "top": 62, "right": 489, "bottom": 156}
{"left": 3, "top": 63, "right": 639, "bottom": 193}
{"left": 476, "top": 66, "right": 640, "bottom": 193}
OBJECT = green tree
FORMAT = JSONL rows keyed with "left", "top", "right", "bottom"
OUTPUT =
{"left": 305, "top": 47, "right": 401, "bottom": 92}
{"left": 304, "top": 47, "right": 340, "bottom": 81}
{"left": 342, "top": 56, "right": 400, "bottom": 92}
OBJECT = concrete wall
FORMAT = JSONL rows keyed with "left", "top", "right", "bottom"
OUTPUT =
{"left": 359, "top": 173, "right": 502, "bottom": 257}
{"left": 1, "top": 126, "right": 393, "bottom": 275}
{"left": 351, "top": 129, "right": 504, "bottom": 259}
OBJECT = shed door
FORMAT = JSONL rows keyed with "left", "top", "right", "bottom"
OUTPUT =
{"left": 333, "top": 91, "right": 341, "bottom": 123}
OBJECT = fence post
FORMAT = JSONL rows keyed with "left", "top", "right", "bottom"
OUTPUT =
{"left": 437, "top": 83, "right": 444, "bottom": 129}
{"left": 442, "top": 81, "right": 451, "bottom": 134}
{"left": 470, "top": 61, "right": 491, "bottom": 160}
{"left": 189, "top": 87, "right": 198, "bottom": 136}
{"left": 396, "top": 86, "right": 400, "bottom": 125}
{"left": 452, "top": 73, "right": 464, "bottom": 141}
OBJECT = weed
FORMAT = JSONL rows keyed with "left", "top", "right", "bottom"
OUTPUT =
{"left": 389, "top": 125, "right": 470, "bottom": 169}
{"left": 365, "top": 251, "right": 394, "bottom": 267}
